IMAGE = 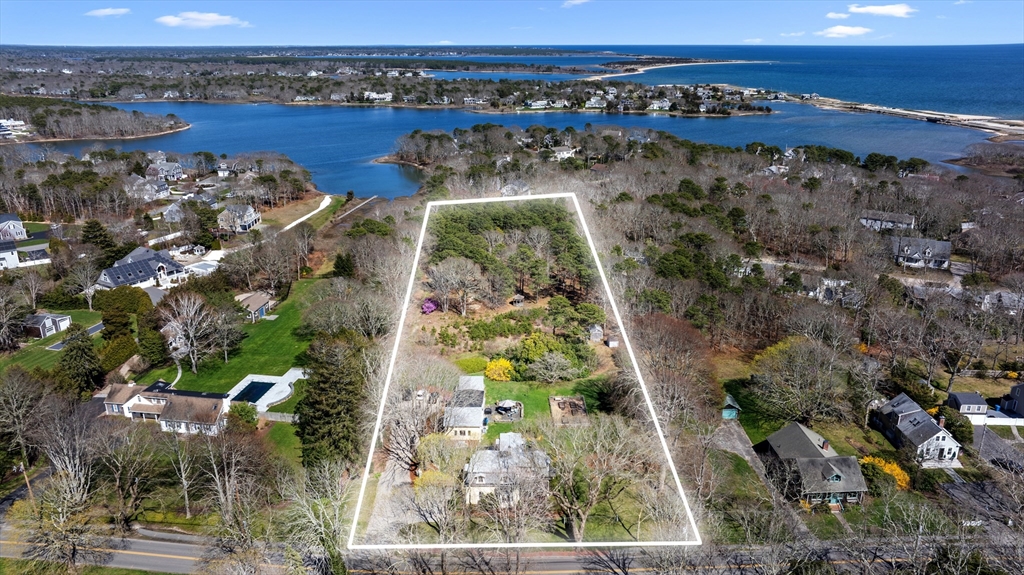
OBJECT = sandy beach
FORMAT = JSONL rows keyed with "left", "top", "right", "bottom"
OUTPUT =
{"left": 586, "top": 60, "right": 767, "bottom": 81}
{"left": 0, "top": 123, "right": 192, "bottom": 146}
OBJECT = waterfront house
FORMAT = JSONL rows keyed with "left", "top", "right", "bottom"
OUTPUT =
{"left": 872, "top": 393, "right": 961, "bottom": 467}
{"left": 146, "top": 161, "right": 184, "bottom": 182}
{"left": 363, "top": 91, "right": 393, "bottom": 103}
{"left": 890, "top": 237, "right": 951, "bottom": 270}
{"left": 0, "top": 214, "right": 28, "bottom": 241}
{"left": 859, "top": 210, "right": 916, "bottom": 232}
{"left": 0, "top": 240, "right": 19, "bottom": 270}
{"left": 529, "top": 100, "right": 549, "bottom": 109}
{"left": 217, "top": 163, "right": 233, "bottom": 178}
{"left": 463, "top": 432, "right": 551, "bottom": 505}
{"left": 445, "top": 376, "right": 487, "bottom": 441}
{"left": 647, "top": 99, "right": 672, "bottom": 111}
{"left": 948, "top": 391, "right": 989, "bottom": 425}
{"left": 22, "top": 312, "right": 72, "bottom": 339}
{"left": 759, "top": 422, "right": 867, "bottom": 506}
{"left": 97, "top": 247, "right": 187, "bottom": 289}
{"left": 585, "top": 97, "right": 606, "bottom": 109}
{"left": 218, "top": 204, "right": 261, "bottom": 233}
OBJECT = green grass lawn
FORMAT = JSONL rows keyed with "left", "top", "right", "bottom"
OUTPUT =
{"left": 713, "top": 449, "right": 769, "bottom": 500}
{"left": 268, "top": 379, "right": 305, "bottom": 413}
{"left": 0, "top": 558, "right": 178, "bottom": 575}
{"left": 23, "top": 222, "right": 50, "bottom": 234}
{"left": 990, "top": 425, "right": 1018, "bottom": 441}
{"left": 811, "top": 421, "right": 890, "bottom": 458}
{"left": 0, "top": 310, "right": 103, "bottom": 372}
{"left": 306, "top": 196, "right": 346, "bottom": 230}
{"left": 267, "top": 422, "right": 303, "bottom": 467}
{"left": 137, "top": 280, "right": 318, "bottom": 393}
{"left": 15, "top": 238, "right": 49, "bottom": 248}
{"left": 803, "top": 511, "right": 847, "bottom": 539}
{"left": 723, "top": 379, "right": 786, "bottom": 446}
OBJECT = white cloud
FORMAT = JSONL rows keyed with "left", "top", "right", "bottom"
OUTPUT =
{"left": 436, "top": 40, "right": 455, "bottom": 45}
{"left": 743, "top": 38, "right": 763, "bottom": 43}
{"left": 155, "top": 12, "right": 251, "bottom": 29}
{"left": 847, "top": 3, "right": 918, "bottom": 17}
{"left": 826, "top": 12, "right": 850, "bottom": 19}
{"left": 562, "top": 0, "right": 591, "bottom": 7}
{"left": 954, "top": 0, "right": 971, "bottom": 4}
{"left": 85, "top": 8, "right": 130, "bottom": 17}
{"left": 814, "top": 25, "right": 873, "bottom": 37}
{"left": 780, "top": 31, "right": 806, "bottom": 37}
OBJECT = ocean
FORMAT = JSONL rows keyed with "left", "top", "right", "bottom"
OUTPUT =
{"left": 47, "top": 101, "right": 994, "bottom": 199}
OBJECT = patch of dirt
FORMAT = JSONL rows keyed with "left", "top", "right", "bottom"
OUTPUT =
{"left": 259, "top": 193, "right": 325, "bottom": 226}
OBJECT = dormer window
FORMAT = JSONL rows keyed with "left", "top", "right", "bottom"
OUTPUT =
{"left": 828, "top": 474, "right": 842, "bottom": 482}
{"left": 924, "top": 248, "right": 932, "bottom": 257}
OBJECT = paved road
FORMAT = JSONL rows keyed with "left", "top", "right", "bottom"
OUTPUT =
{"left": 0, "top": 530, "right": 200, "bottom": 574}
{"left": 974, "top": 426, "right": 1023, "bottom": 464}
{"left": 46, "top": 322, "right": 104, "bottom": 351}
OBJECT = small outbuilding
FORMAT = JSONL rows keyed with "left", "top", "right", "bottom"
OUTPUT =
{"left": 23, "top": 313, "right": 72, "bottom": 339}
{"left": 722, "top": 394, "right": 742, "bottom": 420}
{"left": 589, "top": 324, "right": 604, "bottom": 343}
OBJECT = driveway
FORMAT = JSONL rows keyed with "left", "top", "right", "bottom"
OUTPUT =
{"left": 45, "top": 322, "right": 104, "bottom": 351}
{"left": 973, "top": 426, "right": 1024, "bottom": 465}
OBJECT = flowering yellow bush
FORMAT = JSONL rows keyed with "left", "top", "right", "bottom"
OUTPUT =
{"left": 926, "top": 407, "right": 939, "bottom": 416}
{"left": 860, "top": 456, "right": 910, "bottom": 490}
{"left": 1009, "top": 371, "right": 1020, "bottom": 380}
{"left": 856, "top": 342, "right": 869, "bottom": 354}
{"left": 485, "top": 358, "right": 513, "bottom": 381}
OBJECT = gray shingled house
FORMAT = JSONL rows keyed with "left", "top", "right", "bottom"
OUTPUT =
{"left": 872, "top": 393, "right": 961, "bottom": 467}
{"left": 760, "top": 422, "right": 867, "bottom": 506}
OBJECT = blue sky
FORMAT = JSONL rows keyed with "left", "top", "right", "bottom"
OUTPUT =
{"left": 0, "top": 1, "right": 1020, "bottom": 46}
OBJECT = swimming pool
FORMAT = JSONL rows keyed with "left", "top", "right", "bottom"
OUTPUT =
{"left": 232, "top": 381, "right": 274, "bottom": 404}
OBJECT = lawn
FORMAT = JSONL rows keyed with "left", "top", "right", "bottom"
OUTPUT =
{"left": 713, "top": 449, "right": 769, "bottom": 500}
{"left": 0, "top": 559, "right": 178, "bottom": 575}
{"left": 0, "top": 310, "right": 103, "bottom": 372}
{"left": 15, "top": 238, "right": 49, "bottom": 248}
{"left": 803, "top": 511, "right": 847, "bottom": 539}
{"left": 23, "top": 222, "right": 50, "bottom": 234}
{"left": 305, "top": 196, "right": 346, "bottom": 231}
{"left": 723, "top": 379, "right": 786, "bottom": 446}
{"left": 266, "top": 422, "right": 302, "bottom": 467}
{"left": 268, "top": 379, "right": 305, "bottom": 413}
{"left": 137, "top": 280, "right": 318, "bottom": 393}
{"left": 990, "top": 425, "right": 1018, "bottom": 441}
{"left": 811, "top": 421, "right": 891, "bottom": 458}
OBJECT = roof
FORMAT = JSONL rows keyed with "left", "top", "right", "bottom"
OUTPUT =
{"left": 0, "top": 240, "right": 17, "bottom": 253}
{"left": 878, "top": 392, "right": 921, "bottom": 418}
{"left": 723, "top": 394, "right": 742, "bottom": 410}
{"left": 795, "top": 456, "right": 868, "bottom": 495}
{"left": 98, "top": 247, "right": 184, "bottom": 288}
{"left": 237, "top": 292, "right": 272, "bottom": 313}
{"left": 130, "top": 402, "right": 166, "bottom": 415}
{"left": 22, "top": 313, "right": 70, "bottom": 327}
{"left": 458, "top": 375, "right": 485, "bottom": 392}
{"left": 897, "top": 410, "right": 954, "bottom": 448}
{"left": 0, "top": 213, "right": 22, "bottom": 224}
{"left": 766, "top": 422, "right": 836, "bottom": 460}
{"left": 465, "top": 436, "right": 551, "bottom": 485}
{"left": 949, "top": 391, "right": 987, "bottom": 408}
{"left": 890, "top": 236, "right": 951, "bottom": 260}
{"left": 223, "top": 204, "right": 255, "bottom": 216}
{"left": 445, "top": 406, "right": 484, "bottom": 429}
{"left": 143, "top": 287, "right": 168, "bottom": 306}
{"left": 451, "top": 389, "right": 485, "bottom": 408}
{"left": 104, "top": 383, "right": 143, "bottom": 405}
{"left": 162, "top": 396, "right": 225, "bottom": 424}
{"left": 861, "top": 210, "right": 915, "bottom": 225}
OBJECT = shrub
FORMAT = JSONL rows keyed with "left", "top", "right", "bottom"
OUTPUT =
{"left": 421, "top": 299, "right": 437, "bottom": 314}
{"left": 937, "top": 406, "right": 973, "bottom": 446}
{"left": 913, "top": 468, "right": 948, "bottom": 493}
{"left": 94, "top": 285, "right": 154, "bottom": 314}
{"left": 454, "top": 356, "right": 488, "bottom": 374}
{"left": 100, "top": 335, "right": 140, "bottom": 373}
{"left": 860, "top": 456, "right": 909, "bottom": 491}
{"left": 860, "top": 462, "right": 897, "bottom": 496}
{"left": 485, "top": 358, "right": 513, "bottom": 381}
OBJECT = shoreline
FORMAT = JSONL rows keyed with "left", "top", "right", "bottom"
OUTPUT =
{"left": 585, "top": 60, "right": 766, "bottom": 81}
{"left": 0, "top": 123, "right": 192, "bottom": 146}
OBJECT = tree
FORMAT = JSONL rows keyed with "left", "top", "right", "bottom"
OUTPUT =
{"left": 485, "top": 358, "right": 514, "bottom": 381}
{"left": 546, "top": 295, "right": 576, "bottom": 335}
{"left": 212, "top": 306, "right": 243, "bottom": 363}
{"left": 227, "top": 402, "right": 259, "bottom": 433}
{"left": 101, "top": 308, "right": 133, "bottom": 342}
{"left": 936, "top": 406, "right": 973, "bottom": 446}
{"left": 295, "top": 335, "right": 366, "bottom": 467}
{"left": 67, "top": 260, "right": 99, "bottom": 311}
{"left": 427, "top": 256, "right": 483, "bottom": 316}
{"left": 0, "top": 283, "right": 26, "bottom": 352}
{"left": 748, "top": 337, "right": 848, "bottom": 425}
{"left": 94, "top": 418, "right": 159, "bottom": 534}
{"left": 161, "top": 431, "right": 199, "bottom": 519}
{"left": 526, "top": 352, "right": 579, "bottom": 383}
{"left": 0, "top": 366, "right": 43, "bottom": 465}
{"left": 280, "top": 460, "right": 355, "bottom": 574}
{"left": 333, "top": 252, "right": 355, "bottom": 278}
{"left": 160, "top": 292, "right": 216, "bottom": 374}
{"left": 574, "top": 302, "right": 606, "bottom": 329}
{"left": 287, "top": 222, "right": 317, "bottom": 280}
{"left": 55, "top": 323, "right": 104, "bottom": 396}
{"left": 15, "top": 268, "right": 48, "bottom": 309}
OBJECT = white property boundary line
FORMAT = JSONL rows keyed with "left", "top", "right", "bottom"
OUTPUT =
{"left": 347, "top": 192, "right": 703, "bottom": 550}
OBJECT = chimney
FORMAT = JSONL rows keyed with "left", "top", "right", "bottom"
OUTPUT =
{"left": 939, "top": 416, "right": 946, "bottom": 428}
{"left": 822, "top": 440, "right": 830, "bottom": 451}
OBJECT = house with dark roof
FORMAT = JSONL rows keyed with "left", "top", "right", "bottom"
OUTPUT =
{"left": 463, "top": 432, "right": 551, "bottom": 505}
{"left": 97, "top": 247, "right": 187, "bottom": 289}
{"left": 759, "top": 422, "right": 867, "bottom": 506}
{"left": 872, "top": 393, "right": 961, "bottom": 467}
{"left": 0, "top": 240, "right": 18, "bottom": 270}
{"left": 124, "top": 174, "right": 170, "bottom": 202}
{"left": 22, "top": 312, "right": 72, "bottom": 339}
{"left": 0, "top": 213, "right": 28, "bottom": 241}
{"left": 162, "top": 202, "right": 187, "bottom": 223}
{"left": 859, "top": 210, "right": 916, "bottom": 232}
{"left": 145, "top": 161, "right": 184, "bottom": 181}
{"left": 102, "top": 381, "right": 229, "bottom": 435}
{"left": 445, "top": 375, "right": 486, "bottom": 441}
{"left": 890, "top": 237, "right": 951, "bottom": 270}
{"left": 218, "top": 204, "right": 261, "bottom": 233}
{"left": 948, "top": 391, "right": 990, "bottom": 425}
{"left": 1000, "top": 383, "right": 1024, "bottom": 416}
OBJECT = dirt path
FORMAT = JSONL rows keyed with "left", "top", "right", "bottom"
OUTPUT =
{"left": 364, "top": 458, "right": 418, "bottom": 543}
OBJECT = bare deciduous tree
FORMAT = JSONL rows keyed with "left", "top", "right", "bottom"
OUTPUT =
{"left": 0, "top": 366, "right": 43, "bottom": 464}
{"left": 67, "top": 260, "right": 100, "bottom": 311}
{"left": 160, "top": 292, "right": 217, "bottom": 374}
{"left": 0, "top": 283, "right": 27, "bottom": 352}
{"left": 161, "top": 431, "right": 199, "bottom": 519}
{"left": 14, "top": 268, "right": 48, "bottom": 309}
{"left": 94, "top": 417, "right": 160, "bottom": 534}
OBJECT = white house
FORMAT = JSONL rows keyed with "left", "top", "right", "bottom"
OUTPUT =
{"left": 551, "top": 146, "right": 575, "bottom": 161}
{"left": 364, "top": 91, "right": 393, "bottom": 102}
{"left": 97, "top": 247, "right": 187, "bottom": 289}
{"left": 146, "top": 161, "right": 184, "bottom": 181}
{"left": 0, "top": 213, "right": 28, "bottom": 241}
{"left": 529, "top": 100, "right": 549, "bottom": 109}
{"left": 860, "top": 210, "right": 916, "bottom": 232}
{"left": 647, "top": 99, "right": 671, "bottom": 111}
{"left": 124, "top": 174, "right": 170, "bottom": 202}
{"left": 103, "top": 382, "right": 229, "bottom": 435}
{"left": 585, "top": 97, "right": 606, "bottom": 109}
{"left": 217, "top": 163, "right": 233, "bottom": 178}
{"left": 873, "top": 393, "right": 961, "bottom": 467}
{"left": 463, "top": 432, "right": 551, "bottom": 505}
{"left": 218, "top": 204, "right": 261, "bottom": 233}
{"left": 947, "top": 392, "right": 989, "bottom": 425}
{"left": 0, "top": 240, "right": 19, "bottom": 270}
{"left": 445, "top": 375, "right": 486, "bottom": 441}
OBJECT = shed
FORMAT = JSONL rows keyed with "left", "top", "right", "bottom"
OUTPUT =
{"left": 722, "top": 394, "right": 742, "bottom": 420}
{"left": 512, "top": 294, "right": 525, "bottom": 307}
{"left": 589, "top": 324, "right": 604, "bottom": 343}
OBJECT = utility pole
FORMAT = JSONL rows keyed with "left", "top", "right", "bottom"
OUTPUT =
{"left": 17, "top": 461, "right": 34, "bottom": 503}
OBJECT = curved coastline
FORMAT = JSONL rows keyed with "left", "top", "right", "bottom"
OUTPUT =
{"left": 0, "top": 122, "right": 192, "bottom": 146}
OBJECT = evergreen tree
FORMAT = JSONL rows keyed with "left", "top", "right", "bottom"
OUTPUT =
{"left": 295, "top": 335, "right": 365, "bottom": 467}
{"left": 332, "top": 252, "right": 355, "bottom": 278}
{"left": 55, "top": 323, "right": 104, "bottom": 397}
{"left": 80, "top": 219, "right": 115, "bottom": 252}
{"left": 101, "top": 308, "right": 133, "bottom": 342}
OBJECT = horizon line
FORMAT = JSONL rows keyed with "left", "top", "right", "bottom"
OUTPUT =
{"left": 2, "top": 42, "right": 1021, "bottom": 49}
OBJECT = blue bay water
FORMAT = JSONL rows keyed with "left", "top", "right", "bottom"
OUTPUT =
{"left": 48, "top": 101, "right": 993, "bottom": 199}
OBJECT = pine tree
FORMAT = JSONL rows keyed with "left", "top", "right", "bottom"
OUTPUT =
{"left": 332, "top": 252, "right": 355, "bottom": 278}
{"left": 80, "top": 219, "right": 115, "bottom": 252}
{"left": 55, "top": 323, "right": 104, "bottom": 398}
{"left": 294, "top": 335, "right": 365, "bottom": 467}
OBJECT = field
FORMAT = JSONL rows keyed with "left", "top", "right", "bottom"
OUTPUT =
{"left": 479, "top": 375, "right": 609, "bottom": 441}
{"left": 137, "top": 280, "right": 316, "bottom": 393}
{"left": 266, "top": 422, "right": 302, "bottom": 466}
{"left": 0, "top": 310, "right": 103, "bottom": 372}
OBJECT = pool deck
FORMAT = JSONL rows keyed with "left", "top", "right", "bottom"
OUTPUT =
{"left": 225, "top": 367, "right": 305, "bottom": 412}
